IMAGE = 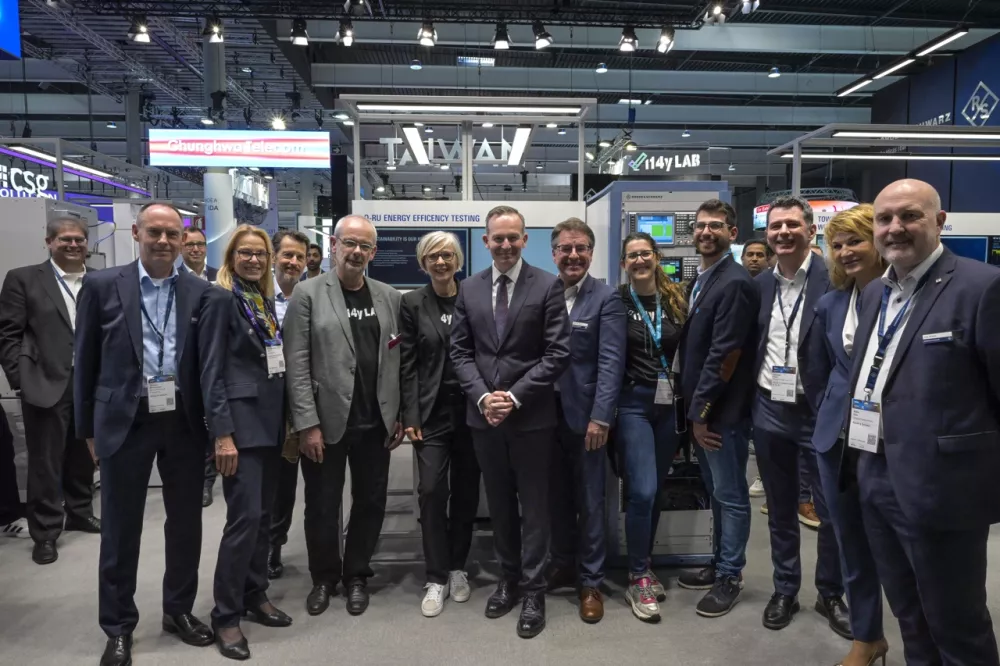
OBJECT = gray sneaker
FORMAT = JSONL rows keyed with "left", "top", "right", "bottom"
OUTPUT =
{"left": 626, "top": 575, "right": 661, "bottom": 622}
{"left": 696, "top": 575, "right": 743, "bottom": 618}
{"left": 647, "top": 569, "right": 667, "bottom": 602}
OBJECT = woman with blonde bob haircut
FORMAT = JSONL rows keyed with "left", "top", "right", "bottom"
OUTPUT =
{"left": 199, "top": 224, "right": 292, "bottom": 659}
{"left": 398, "top": 230, "right": 481, "bottom": 618}
{"left": 805, "top": 204, "right": 890, "bottom": 666}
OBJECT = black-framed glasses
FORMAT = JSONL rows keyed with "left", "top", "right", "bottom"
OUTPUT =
{"left": 184, "top": 241, "right": 207, "bottom": 249}
{"left": 690, "top": 221, "right": 730, "bottom": 233}
{"left": 236, "top": 249, "right": 269, "bottom": 261}
{"left": 555, "top": 243, "right": 592, "bottom": 255}
{"left": 625, "top": 249, "right": 655, "bottom": 262}
{"left": 340, "top": 238, "right": 375, "bottom": 252}
{"left": 56, "top": 236, "right": 87, "bottom": 245}
{"left": 426, "top": 251, "right": 456, "bottom": 263}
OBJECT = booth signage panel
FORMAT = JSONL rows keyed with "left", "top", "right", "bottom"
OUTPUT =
{"left": 952, "top": 34, "right": 1000, "bottom": 212}
{"left": 0, "top": 0, "right": 21, "bottom": 60}
{"left": 367, "top": 228, "right": 470, "bottom": 288}
{"left": 626, "top": 151, "right": 707, "bottom": 175}
{"left": 148, "top": 129, "right": 331, "bottom": 169}
{"left": 0, "top": 166, "right": 54, "bottom": 199}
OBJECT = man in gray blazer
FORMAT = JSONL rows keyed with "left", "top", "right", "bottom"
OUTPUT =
{"left": 284, "top": 215, "right": 404, "bottom": 619}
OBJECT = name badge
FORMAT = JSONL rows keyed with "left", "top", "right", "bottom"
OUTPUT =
{"left": 572, "top": 321, "right": 589, "bottom": 330}
{"left": 147, "top": 375, "right": 176, "bottom": 413}
{"left": 655, "top": 373, "right": 674, "bottom": 405}
{"left": 265, "top": 341, "right": 285, "bottom": 375}
{"left": 848, "top": 399, "right": 881, "bottom": 452}
{"left": 770, "top": 365, "right": 798, "bottom": 403}
{"left": 922, "top": 331, "right": 954, "bottom": 344}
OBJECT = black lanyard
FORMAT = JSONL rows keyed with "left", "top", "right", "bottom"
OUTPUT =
{"left": 775, "top": 277, "right": 807, "bottom": 366}
{"left": 54, "top": 271, "right": 79, "bottom": 305}
{"left": 861, "top": 271, "right": 932, "bottom": 399}
{"left": 139, "top": 281, "right": 176, "bottom": 375}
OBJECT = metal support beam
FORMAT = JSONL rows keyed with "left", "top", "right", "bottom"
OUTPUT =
{"left": 125, "top": 90, "right": 142, "bottom": 166}
{"left": 461, "top": 122, "right": 473, "bottom": 200}
{"left": 792, "top": 141, "right": 802, "bottom": 196}
{"left": 578, "top": 123, "right": 585, "bottom": 203}
{"left": 20, "top": 42, "right": 123, "bottom": 103}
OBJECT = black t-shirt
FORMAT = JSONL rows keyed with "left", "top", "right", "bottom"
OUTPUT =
{"left": 343, "top": 281, "right": 381, "bottom": 429}
{"left": 621, "top": 289, "right": 681, "bottom": 385}
{"left": 435, "top": 293, "right": 460, "bottom": 394}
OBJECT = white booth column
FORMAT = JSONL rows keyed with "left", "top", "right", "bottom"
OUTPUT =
{"left": 203, "top": 32, "right": 232, "bottom": 268}
{"left": 297, "top": 169, "right": 317, "bottom": 246}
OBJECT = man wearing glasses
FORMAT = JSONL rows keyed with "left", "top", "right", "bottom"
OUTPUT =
{"left": 283, "top": 215, "right": 405, "bottom": 618}
{"left": 179, "top": 228, "right": 218, "bottom": 282}
{"left": 0, "top": 216, "right": 100, "bottom": 565}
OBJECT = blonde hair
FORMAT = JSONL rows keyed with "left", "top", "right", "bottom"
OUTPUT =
{"left": 824, "top": 204, "right": 885, "bottom": 291}
{"left": 216, "top": 224, "right": 276, "bottom": 299}
{"left": 416, "top": 231, "right": 464, "bottom": 274}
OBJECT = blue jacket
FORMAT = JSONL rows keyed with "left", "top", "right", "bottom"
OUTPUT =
{"left": 806, "top": 288, "right": 853, "bottom": 452}
{"left": 846, "top": 248, "right": 1000, "bottom": 530}
{"left": 556, "top": 275, "right": 626, "bottom": 434}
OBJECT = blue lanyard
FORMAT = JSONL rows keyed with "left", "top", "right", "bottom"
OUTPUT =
{"left": 775, "top": 277, "right": 807, "bottom": 366}
{"left": 54, "top": 271, "right": 78, "bottom": 305}
{"left": 629, "top": 286, "right": 670, "bottom": 372}
{"left": 862, "top": 271, "right": 933, "bottom": 398}
{"left": 139, "top": 281, "right": 176, "bottom": 376}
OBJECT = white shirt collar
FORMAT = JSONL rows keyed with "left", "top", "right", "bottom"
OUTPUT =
{"left": 492, "top": 257, "right": 523, "bottom": 285}
{"left": 182, "top": 261, "right": 207, "bottom": 279}
{"left": 50, "top": 258, "right": 85, "bottom": 279}
{"left": 882, "top": 243, "right": 944, "bottom": 291}
{"left": 773, "top": 251, "right": 812, "bottom": 285}
{"left": 565, "top": 273, "right": 588, "bottom": 294}
{"left": 138, "top": 260, "right": 178, "bottom": 285}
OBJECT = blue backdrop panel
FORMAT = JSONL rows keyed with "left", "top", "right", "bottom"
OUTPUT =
{"left": 367, "top": 227, "right": 470, "bottom": 288}
{"left": 469, "top": 227, "right": 559, "bottom": 276}
{"left": 0, "top": 0, "right": 21, "bottom": 60}
{"left": 870, "top": 78, "right": 910, "bottom": 197}
{"left": 906, "top": 60, "right": 955, "bottom": 209}
{"left": 952, "top": 36, "right": 1000, "bottom": 212}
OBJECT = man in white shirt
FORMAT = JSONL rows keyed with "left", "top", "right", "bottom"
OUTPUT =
{"left": 0, "top": 216, "right": 99, "bottom": 565}
{"left": 846, "top": 179, "right": 1000, "bottom": 666}
{"left": 750, "top": 196, "right": 850, "bottom": 638}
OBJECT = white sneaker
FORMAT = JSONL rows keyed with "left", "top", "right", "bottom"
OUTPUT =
{"left": 449, "top": 570, "right": 471, "bottom": 603}
{"left": 0, "top": 517, "right": 28, "bottom": 538}
{"left": 749, "top": 476, "right": 766, "bottom": 498}
{"left": 421, "top": 582, "right": 449, "bottom": 617}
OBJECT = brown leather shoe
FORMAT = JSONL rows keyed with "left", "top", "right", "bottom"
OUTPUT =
{"left": 798, "top": 502, "right": 821, "bottom": 529}
{"left": 579, "top": 587, "right": 604, "bottom": 624}
{"left": 835, "top": 638, "right": 889, "bottom": 666}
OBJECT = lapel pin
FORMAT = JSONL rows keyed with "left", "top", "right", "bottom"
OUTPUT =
{"left": 935, "top": 278, "right": 942, "bottom": 283}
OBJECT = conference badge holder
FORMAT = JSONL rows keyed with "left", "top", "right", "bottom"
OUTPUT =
{"left": 770, "top": 365, "right": 798, "bottom": 404}
{"left": 655, "top": 372, "right": 674, "bottom": 405}
{"left": 265, "top": 340, "right": 285, "bottom": 375}
{"left": 147, "top": 375, "right": 176, "bottom": 413}
{"left": 848, "top": 399, "right": 882, "bottom": 453}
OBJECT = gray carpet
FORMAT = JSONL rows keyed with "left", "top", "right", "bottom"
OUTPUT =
{"left": 0, "top": 447, "right": 996, "bottom": 666}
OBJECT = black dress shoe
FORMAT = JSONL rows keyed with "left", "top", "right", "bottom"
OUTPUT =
{"left": 32, "top": 540, "right": 57, "bottom": 565}
{"left": 66, "top": 515, "right": 101, "bottom": 533}
{"left": 816, "top": 595, "right": 853, "bottom": 640}
{"left": 100, "top": 634, "right": 133, "bottom": 666}
{"left": 162, "top": 613, "right": 214, "bottom": 647}
{"left": 202, "top": 487, "right": 213, "bottom": 508}
{"left": 516, "top": 592, "right": 546, "bottom": 639}
{"left": 346, "top": 582, "right": 369, "bottom": 616}
{"left": 762, "top": 593, "right": 800, "bottom": 630}
{"left": 306, "top": 583, "right": 334, "bottom": 616}
{"left": 244, "top": 601, "right": 293, "bottom": 627}
{"left": 677, "top": 565, "right": 716, "bottom": 591}
{"left": 267, "top": 546, "right": 284, "bottom": 580}
{"left": 215, "top": 630, "right": 250, "bottom": 661}
{"left": 485, "top": 580, "right": 519, "bottom": 619}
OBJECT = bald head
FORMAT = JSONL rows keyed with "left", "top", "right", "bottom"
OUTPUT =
{"left": 334, "top": 215, "right": 377, "bottom": 242}
{"left": 873, "top": 178, "right": 945, "bottom": 279}
{"left": 332, "top": 214, "right": 377, "bottom": 286}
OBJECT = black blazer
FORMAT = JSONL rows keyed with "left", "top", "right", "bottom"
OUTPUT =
{"left": 399, "top": 282, "right": 458, "bottom": 429}
{"left": 199, "top": 287, "right": 285, "bottom": 450}
{"left": 0, "top": 262, "right": 76, "bottom": 408}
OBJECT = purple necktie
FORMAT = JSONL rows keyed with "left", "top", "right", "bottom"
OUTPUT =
{"left": 494, "top": 274, "right": 509, "bottom": 339}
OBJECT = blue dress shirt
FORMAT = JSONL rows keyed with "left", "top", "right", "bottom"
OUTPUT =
{"left": 138, "top": 261, "right": 179, "bottom": 377}
{"left": 273, "top": 275, "right": 290, "bottom": 328}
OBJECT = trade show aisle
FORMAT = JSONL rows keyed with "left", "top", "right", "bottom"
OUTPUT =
{"left": 0, "top": 449, "right": 995, "bottom": 666}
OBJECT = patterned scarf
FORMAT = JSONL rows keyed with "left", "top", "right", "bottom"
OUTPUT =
{"left": 233, "top": 276, "right": 279, "bottom": 341}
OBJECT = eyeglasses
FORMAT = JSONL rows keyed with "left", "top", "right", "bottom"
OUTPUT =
{"left": 56, "top": 236, "right": 87, "bottom": 245}
{"left": 555, "top": 244, "right": 592, "bottom": 255}
{"left": 184, "top": 241, "right": 207, "bottom": 249}
{"left": 236, "top": 249, "right": 269, "bottom": 261}
{"left": 625, "top": 250, "right": 655, "bottom": 262}
{"left": 426, "top": 251, "right": 455, "bottom": 263}
{"left": 691, "top": 221, "right": 730, "bottom": 232}
{"left": 340, "top": 238, "right": 375, "bottom": 253}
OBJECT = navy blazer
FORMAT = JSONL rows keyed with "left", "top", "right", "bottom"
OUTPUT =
{"left": 73, "top": 260, "right": 213, "bottom": 459}
{"left": 678, "top": 255, "right": 760, "bottom": 426}
{"left": 806, "top": 288, "right": 853, "bottom": 452}
{"left": 556, "top": 275, "right": 627, "bottom": 435}
{"left": 846, "top": 248, "right": 1000, "bottom": 530}
{"left": 450, "top": 261, "right": 571, "bottom": 431}
{"left": 180, "top": 262, "right": 218, "bottom": 282}
{"left": 199, "top": 288, "right": 285, "bottom": 450}
{"left": 754, "top": 256, "right": 832, "bottom": 412}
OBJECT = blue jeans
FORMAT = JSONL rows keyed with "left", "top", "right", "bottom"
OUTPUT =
{"left": 616, "top": 383, "right": 680, "bottom": 575}
{"left": 693, "top": 425, "right": 751, "bottom": 579}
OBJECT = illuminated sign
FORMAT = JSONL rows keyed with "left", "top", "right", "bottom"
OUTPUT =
{"left": 754, "top": 200, "right": 858, "bottom": 231}
{"left": 148, "top": 129, "right": 331, "bottom": 169}
{"left": 0, "top": 166, "right": 55, "bottom": 199}
{"left": 627, "top": 152, "right": 703, "bottom": 173}
{"left": 0, "top": 0, "right": 21, "bottom": 60}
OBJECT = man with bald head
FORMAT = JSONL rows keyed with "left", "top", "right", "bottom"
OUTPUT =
{"left": 284, "top": 214, "right": 404, "bottom": 618}
{"left": 845, "top": 179, "right": 1000, "bottom": 665}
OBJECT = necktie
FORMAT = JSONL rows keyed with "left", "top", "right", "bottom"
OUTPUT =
{"left": 495, "top": 274, "right": 509, "bottom": 339}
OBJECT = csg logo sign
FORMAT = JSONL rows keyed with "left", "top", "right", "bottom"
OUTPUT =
{"left": 961, "top": 81, "right": 999, "bottom": 127}
{"left": 0, "top": 165, "right": 54, "bottom": 198}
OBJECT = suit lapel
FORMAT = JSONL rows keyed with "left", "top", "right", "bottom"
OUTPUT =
{"left": 326, "top": 274, "right": 355, "bottom": 355}
{"left": 499, "top": 263, "right": 533, "bottom": 348}
{"left": 371, "top": 281, "right": 392, "bottom": 366}
{"left": 681, "top": 256, "right": 732, "bottom": 339}
{"left": 421, "top": 286, "right": 448, "bottom": 347}
{"left": 849, "top": 282, "right": 881, "bottom": 390}
{"left": 569, "top": 275, "right": 593, "bottom": 322}
{"left": 39, "top": 262, "right": 72, "bottom": 330}
{"left": 798, "top": 259, "right": 829, "bottom": 346}
{"left": 117, "top": 261, "right": 143, "bottom": 365}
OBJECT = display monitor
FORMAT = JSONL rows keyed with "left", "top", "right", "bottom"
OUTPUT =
{"left": 637, "top": 214, "right": 675, "bottom": 245}
{"left": 660, "top": 258, "right": 683, "bottom": 282}
{"left": 942, "top": 236, "right": 989, "bottom": 262}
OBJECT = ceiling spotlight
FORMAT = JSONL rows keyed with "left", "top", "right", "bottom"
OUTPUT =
{"left": 264, "top": 172, "right": 274, "bottom": 180}
{"left": 535, "top": 163, "right": 544, "bottom": 169}
{"left": 558, "top": 127, "right": 566, "bottom": 135}
{"left": 618, "top": 25, "right": 639, "bottom": 52}
{"left": 713, "top": 3, "right": 723, "bottom": 15}
{"left": 625, "top": 140, "right": 637, "bottom": 152}
{"left": 768, "top": 66, "right": 781, "bottom": 78}
{"left": 343, "top": 119, "right": 355, "bottom": 126}
{"left": 439, "top": 163, "right": 449, "bottom": 170}
{"left": 291, "top": 18, "right": 309, "bottom": 46}
{"left": 249, "top": 167, "right": 260, "bottom": 172}
{"left": 546, "top": 122, "right": 557, "bottom": 128}
{"left": 339, "top": 19, "right": 354, "bottom": 46}
{"left": 598, "top": 139, "right": 611, "bottom": 148}
{"left": 200, "top": 116, "right": 215, "bottom": 126}
{"left": 376, "top": 185, "right": 386, "bottom": 193}
{"left": 682, "top": 128, "right": 691, "bottom": 138}
{"left": 492, "top": 22, "right": 511, "bottom": 50}
{"left": 203, "top": 16, "right": 224, "bottom": 43}
{"left": 533, "top": 21, "right": 553, "bottom": 49}
{"left": 422, "top": 186, "right": 431, "bottom": 192}
{"left": 410, "top": 59, "right": 423, "bottom": 70}
{"left": 128, "top": 16, "right": 150, "bottom": 43}
{"left": 482, "top": 122, "right": 494, "bottom": 128}
{"left": 728, "top": 163, "right": 736, "bottom": 171}
{"left": 414, "top": 122, "right": 424, "bottom": 127}
{"left": 271, "top": 116, "right": 286, "bottom": 130}
{"left": 424, "top": 126, "right": 433, "bottom": 134}
{"left": 417, "top": 21, "right": 437, "bottom": 47}
{"left": 106, "top": 120, "right": 117, "bottom": 129}
{"left": 386, "top": 164, "right": 397, "bottom": 171}
{"left": 343, "top": 0, "right": 370, "bottom": 13}
{"left": 595, "top": 62, "right": 608, "bottom": 74}
{"left": 657, "top": 27, "right": 675, "bottom": 53}
{"left": 241, "top": 66, "right": 253, "bottom": 73}
{"left": 334, "top": 112, "right": 349, "bottom": 120}
{"left": 585, "top": 150, "right": 595, "bottom": 161}
{"left": 742, "top": 0, "right": 760, "bottom": 14}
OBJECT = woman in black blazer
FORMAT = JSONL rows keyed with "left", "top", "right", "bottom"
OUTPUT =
{"left": 201, "top": 225, "right": 292, "bottom": 660}
{"left": 399, "top": 231, "right": 481, "bottom": 618}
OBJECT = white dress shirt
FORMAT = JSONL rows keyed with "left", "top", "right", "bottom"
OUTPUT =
{"left": 273, "top": 275, "right": 294, "bottom": 328}
{"left": 852, "top": 243, "right": 944, "bottom": 405}
{"left": 564, "top": 273, "right": 587, "bottom": 314}
{"left": 182, "top": 261, "right": 209, "bottom": 281}
{"left": 758, "top": 252, "right": 812, "bottom": 393}
{"left": 491, "top": 257, "right": 523, "bottom": 312}
{"left": 51, "top": 259, "right": 85, "bottom": 332}
{"left": 842, "top": 286, "right": 860, "bottom": 355}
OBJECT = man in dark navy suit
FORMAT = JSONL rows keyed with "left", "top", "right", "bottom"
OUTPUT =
{"left": 545, "top": 217, "right": 625, "bottom": 624}
{"left": 847, "top": 179, "right": 1000, "bottom": 666}
{"left": 75, "top": 203, "right": 216, "bottom": 666}
{"left": 450, "top": 205, "right": 570, "bottom": 638}
{"left": 676, "top": 199, "right": 759, "bottom": 618}
{"left": 751, "top": 195, "right": 850, "bottom": 638}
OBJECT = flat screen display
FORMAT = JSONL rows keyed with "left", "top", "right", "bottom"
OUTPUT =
{"left": 637, "top": 214, "right": 675, "bottom": 245}
{"left": 942, "top": 236, "right": 988, "bottom": 262}
{"left": 660, "top": 258, "right": 683, "bottom": 282}
{"left": 366, "top": 228, "right": 470, "bottom": 288}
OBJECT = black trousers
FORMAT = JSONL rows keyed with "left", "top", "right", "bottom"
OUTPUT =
{"left": 473, "top": 425, "right": 553, "bottom": 594}
{"left": 300, "top": 423, "right": 389, "bottom": 587}
{"left": 414, "top": 401, "right": 481, "bottom": 585}
{"left": 21, "top": 379, "right": 95, "bottom": 542}
{"left": 212, "top": 446, "right": 280, "bottom": 628}
{"left": 0, "top": 408, "right": 20, "bottom": 525}
{"left": 98, "top": 400, "right": 204, "bottom": 637}
{"left": 269, "top": 456, "right": 299, "bottom": 548}
{"left": 204, "top": 450, "right": 217, "bottom": 490}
